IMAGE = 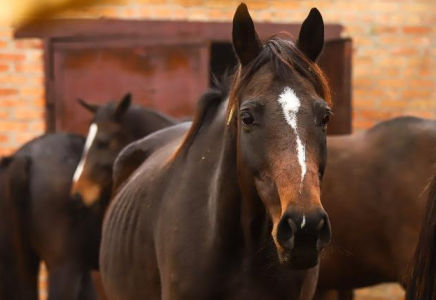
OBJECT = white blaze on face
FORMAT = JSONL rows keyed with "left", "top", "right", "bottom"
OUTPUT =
{"left": 72, "top": 123, "right": 98, "bottom": 184}
{"left": 301, "top": 214, "right": 306, "bottom": 229}
{"left": 278, "top": 87, "right": 307, "bottom": 187}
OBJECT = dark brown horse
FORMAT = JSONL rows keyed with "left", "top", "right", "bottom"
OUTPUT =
{"left": 0, "top": 155, "right": 34, "bottom": 300}
{"left": 314, "top": 116, "right": 436, "bottom": 300}
{"left": 101, "top": 4, "right": 333, "bottom": 300}
{"left": 0, "top": 95, "right": 175, "bottom": 300}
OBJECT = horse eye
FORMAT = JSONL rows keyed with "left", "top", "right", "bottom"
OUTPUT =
{"left": 322, "top": 113, "right": 330, "bottom": 126}
{"left": 241, "top": 112, "right": 254, "bottom": 126}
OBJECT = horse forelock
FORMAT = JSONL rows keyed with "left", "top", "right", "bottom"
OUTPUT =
{"left": 227, "top": 35, "right": 331, "bottom": 123}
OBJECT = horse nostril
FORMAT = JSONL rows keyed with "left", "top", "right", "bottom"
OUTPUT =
{"left": 317, "top": 215, "right": 331, "bottom": 250}
{"left": 277, "top": 217, "right": 297, "bottom": 251}
{"left": 287, "top": 218, "right": 298, "bottom": 233}
{"left": 316, "top": 218, "right": 325, "bottom": 231}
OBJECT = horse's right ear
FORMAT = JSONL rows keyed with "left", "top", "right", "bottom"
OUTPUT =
{"left": 232, "top": 3, "right": 262, "bottom": 66}
{"left": 297, "top": 8, "right": 324, "bottom": 62}
{"left": 77, "top": 98, "right": 99, "bottom": 114}
{"left": 115, "top": 93, "right": 132, "bottom": 120}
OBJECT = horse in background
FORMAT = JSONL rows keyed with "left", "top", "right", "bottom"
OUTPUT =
{"left": 71, "top": 93, "right": 175, "bottom": 207}
{"left": 0, "top": 94, "right": 176, "bottom": 300}
{"left": 101, "top": 4, "right": 333, "bottom": 300}
{"left": 315, "top": 117, "right": 436, "bottom": 300}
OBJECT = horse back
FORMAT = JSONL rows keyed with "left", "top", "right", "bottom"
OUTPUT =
{"left": 319, "top": 117, "right": 436, "bottom": 289}
{"left": 112, "top": 122, "right": 192, "bottom": 194}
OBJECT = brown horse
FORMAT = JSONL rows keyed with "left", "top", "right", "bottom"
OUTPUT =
{"left": 101, "top": 4, "right": 333, "bottom": 300}
{"left": 0, "top": 95, "right": 175, "bottom": 300}
{"left": 314, "top": 116, "right": 436, "bottom": 300}
{"left": 0, "top": 155, "right": 34, "bottom": 300}
{"left": 406, "top": 156, "right": 436, "bottom": 300}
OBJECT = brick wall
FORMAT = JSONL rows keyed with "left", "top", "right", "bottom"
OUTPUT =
{"left": 0, "top": 26, "right": 45, "bottom": 155}
{"left": 1, "top": 0, "right": 436, "bottom": 154}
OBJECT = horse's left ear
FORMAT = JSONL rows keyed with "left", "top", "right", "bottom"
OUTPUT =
{"left": 297, "top": 8, "right": 324, "bottom": 62}
{"left": 115, "top": 93, "right": 132, "bottom": 120}
{"left": 232, "top": 3, "right": 263, "bottom": 66}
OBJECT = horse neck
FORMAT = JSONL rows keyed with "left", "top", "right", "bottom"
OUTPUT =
{"left": 203, "top": 105, "right": 270, "bottom": 266}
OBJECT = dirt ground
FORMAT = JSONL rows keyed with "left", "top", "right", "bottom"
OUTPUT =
{"left": 37, "top": 264, "right": 405, "bottom": 300}
{"left": 355, "top": 284, "right": 404, "bottom": 300}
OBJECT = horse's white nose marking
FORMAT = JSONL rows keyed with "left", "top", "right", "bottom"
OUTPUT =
{"left": 278, "top": 87, "right": 307, "bottom": 188}
{"left": 301, "top": 215, "right": 306, "bottom": 229}
{"left": 72, "top": 123, "right": 98, "bottom": 183}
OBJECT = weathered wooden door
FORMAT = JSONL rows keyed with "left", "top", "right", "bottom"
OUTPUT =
{"left": 16, "top": 19, "right": 348, "bottom": 136}
{"left": 52, "top": 39, "right": 208, "bottom": 134}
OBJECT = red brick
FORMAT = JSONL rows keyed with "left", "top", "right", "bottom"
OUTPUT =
{"left": 0, "top": 75, "right": 27, "bottom": 85}
{"left": 20, "top": 88, "right": 45, "bottom": 98}
{"left": 403, "top": 26, "right": 431, "bottom": 34}
{"left": 14, "top": 40, "right": 43, "bottom": 49}
{"left": 390, "top": 47, "right": 418, "bottom": 55}
{"left": 0, "top": 99, "right": 17, "bottom": 107}
{"left": 0, "top": 89, "right": 18, "bottom": 97}
{"left": 380, "top": 100, "right": 408, "bottom": 109}
{"left": 402, "top": 90, "right": 432, "bottom": 99}
{"left": 0, "top": 64, "right": 9, "bottom": 72}
{"left": 30, "top": 122, "right": 46, "bottom": 132}
{"left": 14, "top": 62, "right": 43, "bottom": 73}
{"left": 378, "top": 79, "right": 405, "bottom": 89}
{"left": 0, "top": 54, "right": 26, "bottom": 61}
{"left": 0, "top": 121, "right": 28, "bottom": 131}
{"left": 172, "top": 0, "right": 204, "bottom": 7}
{"left": 0, "top": 134, "right": 9, "bottom": 143}
{"left": 0, "top": 147, "right": 14, "bottom": 156}
{"left": 14, "top": 109, "right": 44, "bottom": 120}
{"left": 353, "top": 98, "right": 378, "bottom": 109}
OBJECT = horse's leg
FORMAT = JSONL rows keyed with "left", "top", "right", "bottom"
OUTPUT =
{"left": 312, "top": 289, "right": 340, "bottom": 300}
{"left": 0, "top": 237, "right": 39, "bottom": 300}
{"left": 46, "top": 262, "right": 87, "bottom": 300}
{"left": 337, "top": 289, "right": 354, "bottom": 300}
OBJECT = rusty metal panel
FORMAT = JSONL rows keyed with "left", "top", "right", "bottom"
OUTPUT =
{"left": 317, "top": 38, "right": 353, "bottom": 135}
{"left": 52, "top": 39, "right": 209, "bottom": 134}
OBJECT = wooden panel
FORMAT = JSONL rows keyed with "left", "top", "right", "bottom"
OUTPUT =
{"left": 52, "top": 39, "right": 209, "bottom": 134}
{"left": 318, "top": 38, "right": 353, "bottom": 135}
{"left": 15, "top": 19, "right": 346, "bottom": 134}
{"left": 15, "top": 19, "right": 343, "bottom": 42}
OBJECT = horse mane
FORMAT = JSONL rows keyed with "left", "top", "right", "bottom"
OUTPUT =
{"left": 406, "top": 169, "right": 436, "bottom": 300}
{"left": 228, "top": 34, "right": 332, "bottom": 117}
{"left": 173, "top": 72, "right": 232, "bottom": 157}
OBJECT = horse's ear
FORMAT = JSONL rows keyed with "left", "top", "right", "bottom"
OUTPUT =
{"left": 77, "top": 98, "right": 99, "bottom": 114}
{"left": 297, "top": 8, "right": 324, "bottom": 62}
{"left": 115, "top": 93, "right": 132, "bottom": 120}
{"left": 232, "top": 3, "right": 262, "bottom": 66}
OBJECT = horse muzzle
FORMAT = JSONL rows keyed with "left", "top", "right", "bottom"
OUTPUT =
{"left": 276, "top": 208, "right": 331, "bottom": 270}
